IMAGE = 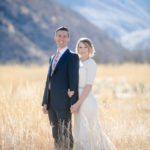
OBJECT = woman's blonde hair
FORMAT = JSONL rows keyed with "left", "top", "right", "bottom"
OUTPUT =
{"left": 75, "top": 37, "right": 95, "bottom": 57}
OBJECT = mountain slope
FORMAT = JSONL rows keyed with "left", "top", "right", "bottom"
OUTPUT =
{"left": 0, "top": 0, "right": 131, "bottom": 64}
{"left": 57, "top": 0, "right": 150, "bottom": 51}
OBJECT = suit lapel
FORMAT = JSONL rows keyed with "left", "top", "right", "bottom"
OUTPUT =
{"left": 52, "top": 49, "right": 69, "bottom": 75}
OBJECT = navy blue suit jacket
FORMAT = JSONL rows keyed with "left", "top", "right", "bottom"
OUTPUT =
{"left": 42, "top": 49, "right": 79, "bottom": 110}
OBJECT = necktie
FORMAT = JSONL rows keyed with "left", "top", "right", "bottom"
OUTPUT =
{"left": 51, "top": 51, "right": 60, "bottom": 75}
{"left": 49, "top": 51, "right": 60, "bottom": 89}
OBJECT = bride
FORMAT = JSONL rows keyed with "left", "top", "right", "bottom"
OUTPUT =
{"left": 68, "top": 38, "right": 117, "bottom": 150}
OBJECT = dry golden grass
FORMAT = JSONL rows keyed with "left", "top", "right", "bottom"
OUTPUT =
{"left": 0, "top": 64, "right": 150, "bottom": 150}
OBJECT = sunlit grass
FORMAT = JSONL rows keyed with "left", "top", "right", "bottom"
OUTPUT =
{"left": 0, "top": 64, "right": 150, "bottom": 150}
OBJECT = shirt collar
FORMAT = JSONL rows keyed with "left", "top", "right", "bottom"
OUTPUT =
{"left": 57, "top": 46, "right": 68, "bottom": 55}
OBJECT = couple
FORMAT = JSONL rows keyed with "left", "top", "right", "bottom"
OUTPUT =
{"left": 42, "top": 26, "right": 117, "bottom": 150}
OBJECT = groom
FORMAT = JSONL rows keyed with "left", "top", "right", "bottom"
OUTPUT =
{"left": 42, "top": 26, "right": 79, "bottom": 150}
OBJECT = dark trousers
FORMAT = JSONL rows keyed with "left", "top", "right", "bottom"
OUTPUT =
{"left": 48, "top": 100, "right": 73, "bottom": 149}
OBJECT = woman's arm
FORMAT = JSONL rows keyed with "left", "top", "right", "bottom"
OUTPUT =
{"left": 71, "top": 84, "right": 92, "bottom": 113}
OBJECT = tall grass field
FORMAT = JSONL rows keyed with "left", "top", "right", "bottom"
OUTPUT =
{"left": 0, "top": 64, "right": 150, "bottom": 150}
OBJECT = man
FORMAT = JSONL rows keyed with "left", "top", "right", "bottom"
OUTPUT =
{"left": 42, "top": 26, "right": 79, "bottom": 150}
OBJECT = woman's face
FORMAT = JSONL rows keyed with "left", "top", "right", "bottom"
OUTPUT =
{"left": 78, "top": 42, "right": 89, "bottom": 59}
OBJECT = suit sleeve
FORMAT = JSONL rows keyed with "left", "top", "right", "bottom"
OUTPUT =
{"left": 68, "top": 54, "right": 79, "bottom": 105}
{"left": 41, "top": 58, "right": 51, "bottom": 106}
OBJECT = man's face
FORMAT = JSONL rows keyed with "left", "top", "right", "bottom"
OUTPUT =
{"left": 54, "top": 30, "right": 70, "bottom": 50}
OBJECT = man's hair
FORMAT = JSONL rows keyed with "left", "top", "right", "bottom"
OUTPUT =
{"left": 55, "top": 26, "right": 70, "bottom": 37}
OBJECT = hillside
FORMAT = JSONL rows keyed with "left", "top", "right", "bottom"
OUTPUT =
{"left": 0, "top": 0, "right": 131, "bottom": 64}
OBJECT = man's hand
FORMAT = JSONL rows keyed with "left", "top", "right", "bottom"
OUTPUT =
{"left": 42, "top": 104, "right": 48, "bottom": 114}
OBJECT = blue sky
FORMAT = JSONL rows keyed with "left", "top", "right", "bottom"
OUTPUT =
{"left": 56, "top": 0, "right": 150, "bottom": 50}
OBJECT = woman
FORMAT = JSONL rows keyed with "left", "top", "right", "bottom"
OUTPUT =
{"left": 68, "top": 38, "right": 117, "bottom": 150}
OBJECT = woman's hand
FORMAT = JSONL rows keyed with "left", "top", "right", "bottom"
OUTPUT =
{"left": 68, "top": 89, "right": 74, "bottom": 98}
{"left": 70, "top": 102, "right": 80, "bottom": 113}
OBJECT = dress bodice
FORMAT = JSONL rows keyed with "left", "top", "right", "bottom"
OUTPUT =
{"left": 79, "top": 58, "right": 97, "bottom": 88}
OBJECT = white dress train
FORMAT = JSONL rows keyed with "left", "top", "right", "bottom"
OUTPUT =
{"left": 73, "top": 58, "right": 117, "bottom": 150}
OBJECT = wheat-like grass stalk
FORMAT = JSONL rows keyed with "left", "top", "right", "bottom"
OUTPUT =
{"left": 0, "top": 64, "right": 150, "bottom": 150}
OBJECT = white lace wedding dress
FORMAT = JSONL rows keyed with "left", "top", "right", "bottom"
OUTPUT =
{"left": 73, "top": 58, "right": 117, "bottom": 150}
